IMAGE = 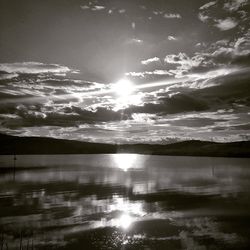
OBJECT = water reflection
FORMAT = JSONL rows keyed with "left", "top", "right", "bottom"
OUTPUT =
{"left": 108, "top": 195, "right": 145, "bottom": 231}
{"left": 0, "top": 155, "right": 250, "bottom": 249}
{"left": 113, "top": 213, "right": 134, "bottom": 230}
{"left": 112, "top": 154, "right": 138, "bottom": 172}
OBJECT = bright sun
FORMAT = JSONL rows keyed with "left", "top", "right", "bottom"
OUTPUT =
{"left": 112, "top": 78, "right": 135, "bottom": 97}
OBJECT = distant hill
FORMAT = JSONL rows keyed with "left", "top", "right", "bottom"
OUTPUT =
{"left": 0, "top": 133, "right": 249, "bottom": 157}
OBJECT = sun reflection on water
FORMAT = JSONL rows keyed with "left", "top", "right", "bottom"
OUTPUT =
{"left": 116, "top": 213, "right": 133, "bottom": 229}
{"left": 109, "top": 195, "right": 146, "bottom": 216}
{"left": 108, "top": 195, "right": 146, "bottom": 230}
{"left": 112, "top": 154, "right": 138, "bottom": 171}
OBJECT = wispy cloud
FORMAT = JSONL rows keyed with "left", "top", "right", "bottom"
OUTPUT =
{"left": 91, "top": 5, "right": 106, "bottom": 11}
{"left": 0, "top": 62, "right": 71, "bottom": 74}
{"left": 127, "top": 38, "right": 143, "bottom": 44}
{"left": 80, "top": 5, "right": 105, "bottom": 11}
{"left": 141, "top": 57, "right": 161, "bottom": 65}
{"left": 168, "top": 36, "right": 177, "bottom": 41}
{"left": 118, "top": 9, "right": 126, "bottom": 13}
{"left": 163, "top": 13, "right": 182, "bottom": 19}
{"left": 126, "top": 70, "right": 172, "bottom": 78}
{"left": 199, "top": 1, "right": 217, "bottom": 10}
{"left": 80, "top": 5, "right": 90, "bottom": 10}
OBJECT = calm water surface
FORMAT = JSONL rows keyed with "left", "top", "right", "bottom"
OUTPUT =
{"left": 0, "top": 154, "right": 250, "bottom": 249}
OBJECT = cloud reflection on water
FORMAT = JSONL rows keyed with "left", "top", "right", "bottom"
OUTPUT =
{"left": 0, "top": 155, "right": 250, "bottom": 249}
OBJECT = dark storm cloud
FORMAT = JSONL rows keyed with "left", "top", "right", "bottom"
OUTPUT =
{"left": 123, "top": 94, "right": 209, "bottom": 115}
{"left": 0, "top": 103, "right": 125, "bottom": 129}
{"left": 121, "top": 65, "right": 250, "bottom": 129}
{"left": 193, "top": 68, "right": 250, "bottom": 103}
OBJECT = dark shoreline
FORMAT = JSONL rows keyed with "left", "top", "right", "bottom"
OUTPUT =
{"left": 1, "top": 133, "right": 250, "bottom": 158}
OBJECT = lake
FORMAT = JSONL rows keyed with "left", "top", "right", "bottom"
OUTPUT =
{"left": 0, "top": 154, "right": 250, "bottom": 249}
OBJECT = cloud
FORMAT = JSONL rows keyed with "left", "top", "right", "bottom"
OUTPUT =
{"left": 80, "top": 5, "right": 90, "bottom": 10}
{"left": 1, "top": 2, "right": 250, "bottom": 144}
{"left": 199, "top": 1, "right": 217, "bottom": 10}
{"left": 127, "top": 38, "right": 143, "bottom": 44}
{"left": 201, "top": 35, "right": 250, "bottom": 66}
{"left": 132, "top": 51, "right": 218, "bottom": 81}
{"left": 80, "top": 5, "right": 106, "bottom": 11}
{"left": 91, "top": 5, "right": 106, "bottom": 11}
{"left": 164, "top": 53, "right": 190, "bottom": 64}
{"left": 234, "top": 36, "right": 250, "bottom": 50}
{"left": 123, "top": 93, "right": 209, "bottom": 116}
{"left": 164, "top": 53, "right": 205, "bottom": 76}
{"left": 1, "top": 65, "right": 249, "bottom": 143}
{"left": 198, "top": 13, "right": 210, "bottom": 22}
{"left": 0, "top": 62, "right": 105, "bottom": 107}
{"left": 1, "top": 104, "right": 126, "bottom": 129}
{"left": 224, "top": 0, "right": 248, "bottom": 11}
{"left": 163, "top": 31, "right": 250, "bottom": 77}
{"left": 198, "top": 0, "right": 248, "bottom": 33}
{"left": 195, "top": 68, "right": 250, "bottom": 100}
{"left": 126, "top": 70, "right": 172, "bottom": 78}
{"left": 141, "top": 57, "right": 161, "bottom": 65}
{"left": 125, "top": 67, "right": 250, "bottom": 118}
{"left": 118, "top": 9, "right": 126, "bottom": 14}
{"left": 214, "top": 18, "right": 238, "bottom": 30}
{"left": 209, "top": 46, "right": 250, "bottom": 64}
{"left": 168, "top": 36, "right": 177, "bottom": 41}
{"left": 163, "top": 13, "right": 182, "bottom": 19}
{"left": 0, "top": 62, "right": 71, "bottom": 74}
{"left": 153, "top": 11, "right": 164, "bottom": 16}
{"left": 0, "top": 72, "right": 18, "bottom": 80}
{"left": 211, "top": 39, "right": 230, "bottom": 47}
{"left": 151, "top": 70, "right": 172, "bottom": 75}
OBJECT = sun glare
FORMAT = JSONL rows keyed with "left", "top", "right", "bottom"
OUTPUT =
{"left": 117, "top": 214, "right": 133, "bottom": 229}
{"left": 113, "top": 154, "right": 137, "bottom": 171}
{"left": 112, "top": 79, "right": 135, "bottom": 97}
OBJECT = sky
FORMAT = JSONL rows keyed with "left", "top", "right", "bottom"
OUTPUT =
{"left": 0, "top": 0, "right": 250, "bottom": 144}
